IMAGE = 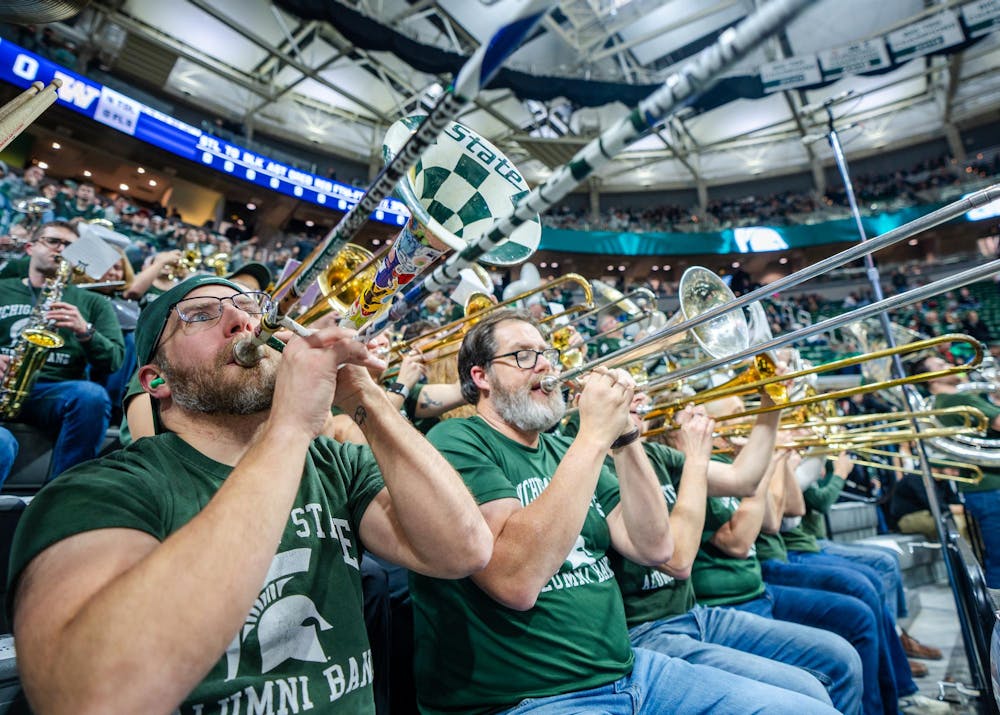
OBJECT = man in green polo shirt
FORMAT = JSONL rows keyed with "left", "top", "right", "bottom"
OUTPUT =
{"left": 912, "top": 354, "right": 1000, "bottom": 588}
{"left": 7, "top": 275, "right": 494, "bottom": 714}
{"left": 413, "top": 308, "right": 841, "bottom": 715}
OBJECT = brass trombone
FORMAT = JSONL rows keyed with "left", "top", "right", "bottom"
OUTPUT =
{"left": 838, "top": 447, "right": 983, "bottom": 486}
{"left": 383, "top": 273, "right": 593, "bottom": 370}
{"left": 640, "top": 334, "right": 982, "bottom": 434}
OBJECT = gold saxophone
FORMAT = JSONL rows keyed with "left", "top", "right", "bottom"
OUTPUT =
{"left": 0, "top": 259, "right": 72, "bottom": 419}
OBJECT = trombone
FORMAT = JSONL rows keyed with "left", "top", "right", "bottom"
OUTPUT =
{"left": 836, "top": 447, "right": 983, "bottom": 486}
{"left": 711, "top": 406, "right": 989, "bottom": 441}
{"left": 631, "top": 333, "right": 982, "bottom": 435}
{"left": 383, "top": 273, "right": 593, "bottom": 370}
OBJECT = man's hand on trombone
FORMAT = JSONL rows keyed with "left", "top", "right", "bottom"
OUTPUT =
{"left": 269, "top": 313, "right": 388, "bottom": 439}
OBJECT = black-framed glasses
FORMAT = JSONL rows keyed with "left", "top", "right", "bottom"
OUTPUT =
{"left": 488, "top": 348, "right": 560, "bottom": 370}
{"left": 172, "top": 291, "right": 272, "bottom": 325}
{"left": 36, "top": 235, "right": 74, "bottom": 249}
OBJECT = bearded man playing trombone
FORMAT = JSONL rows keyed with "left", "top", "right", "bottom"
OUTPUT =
{"left": 410, "top": 308, "right": 845, "bottom": 715}
{"left": 6, "top": 274, "right": 494, "bottom": 714}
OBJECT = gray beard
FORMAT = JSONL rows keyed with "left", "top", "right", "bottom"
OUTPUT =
{"left": 158, "top": 349, "right": 277, "bottom": 415}
{"left": 490, "top": 370, "right": 566, "bottom": 432}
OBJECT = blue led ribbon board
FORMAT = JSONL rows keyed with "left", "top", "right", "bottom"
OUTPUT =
{"left": 0, "top": 38, "right": 409, "bottom": 227}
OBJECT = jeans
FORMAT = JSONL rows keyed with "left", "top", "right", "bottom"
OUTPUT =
{"left": 500, "top": 647, "right": 841, "bottom": 715}
{"left": 962, "top": 489, "right": 1000, "bottom": 588}
{"left": 732, "top": 584, "right": 884, "bottom": 715}
{"left": 784, "top": 551, "right": 916, "bottom": 701}
{"left": 629, "top": 604, "right": 860, "bottom": 714}
{"left": 18, "top": 380, "right": 110, "bottom": 479}
{"left": 0, "top": 426, "right": 17, "bottom": 488}
{"left": 819, "top": 539, "right": 908, "bottom": 619}
{"left": 761, "top": 557, "right": 916, "bottom": 715}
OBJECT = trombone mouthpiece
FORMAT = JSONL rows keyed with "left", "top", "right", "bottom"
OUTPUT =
{"left": 232, "top": 336, "right": 266, "bottom": 367}
{"left": 540, "top": 375, "right": 560, "bottom": 393}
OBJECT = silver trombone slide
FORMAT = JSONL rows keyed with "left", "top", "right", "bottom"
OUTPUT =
{"left": 543, "top": 258, "right": 1000, "bottom": 393}
{"left": 550, "top": 184, "right": 1000, "bottom": 388}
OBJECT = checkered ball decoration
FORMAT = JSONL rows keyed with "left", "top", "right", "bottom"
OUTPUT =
{"left": 383, "top": 115, "right": 540, "bottom": 266}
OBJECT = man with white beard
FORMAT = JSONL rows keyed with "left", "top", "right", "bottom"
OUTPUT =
{"left": 409, "top": 309, "right": 843, "bottom": 715}
{"left": 7, "top": 274, "right": 493, "bottom": 715}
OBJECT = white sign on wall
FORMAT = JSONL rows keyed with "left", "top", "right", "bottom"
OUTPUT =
{"left": 761, "top": 56, "right": 822, "bottom": 94}
{"left": 887, "top": 11, "right": 965, "bottom": 62}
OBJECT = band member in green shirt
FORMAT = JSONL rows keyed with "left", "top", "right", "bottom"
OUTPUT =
{"left": 8, "top": 274, "right": 493, "bottom": 714}
{"left": 413, "top": 309, "right": 843, "bottom": 715}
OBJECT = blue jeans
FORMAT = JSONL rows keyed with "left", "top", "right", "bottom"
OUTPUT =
{"left": 629, "top": 604, "right": 860, "bottom": 714}
{"left": 18, "top": 380, "right": 110, "bottom": 479}
{"left": 731, "top": 584, "right": 884, "bottom": 715}
{"left": 500, "top": 647, "right": 841, "bottom": 714}
{"left": 784, "top": 551, "right": 916, "bottom": 701}
{"left": 819, "top": 539, "right": 907, "bottom": 619}
{"left": 0, "top": 426, "right": 18, "bottom": 488}
{"left": 761, "top": 557, "right": 916, "bottom": 715}
{"left": 962, "top": 489, "right": 1000, "bottom": 588}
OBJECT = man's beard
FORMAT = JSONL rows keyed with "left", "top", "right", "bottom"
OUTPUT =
{"left": 157, "top": 346, "right": 277, "bottom": 415}
{"left": 489, "top": 369, "right": 566, "bottom": 432}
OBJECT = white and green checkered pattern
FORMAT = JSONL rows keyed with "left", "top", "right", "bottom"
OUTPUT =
{"left": 383, "top": 115, "right": 540, "bottom": 266}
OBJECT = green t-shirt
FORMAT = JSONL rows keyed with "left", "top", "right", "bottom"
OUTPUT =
{"left": 781, "top": 522, "right": 820, "bottom": 553}
{"left": 691, "top": 495, "right": 766, "bottom": 606}
{"left": 613, "top": 442, "right": 697, "bottom": 627}
{"left": 53, "top": 196, "right": 104, "bottom": 222}
{"left": 0, "top": 277, "right": 124, "bottom": 382}
{"left": 592, "top": 336, "right": 626, "bottom": 359}
{"left": 7, "top": 432, "right": 385, "bottom": 714}
{"left": 755, "top": 531, "right": 788, "bottom": 562}
{"left": 801, "top": 470, "right": 846, "bottom": 539}
{"left": 935, "top": 391, "right": 1000, "bottom": 492}
{"left": 413, "top": 416, "right": 631, "bottom": 715}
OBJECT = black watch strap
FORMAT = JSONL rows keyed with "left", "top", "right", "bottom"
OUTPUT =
{"left": 386, "top": 382, "right": 410, "bottom": 399}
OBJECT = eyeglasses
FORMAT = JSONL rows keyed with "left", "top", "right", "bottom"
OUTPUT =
{"left": 36, "top": 236, "right": 74, "bottom": 249}
{"left": 171, "top": 291, "right": 271, "bottom": 325}
{"left": 488, "top": 348, "right": 561, "bottom": 370}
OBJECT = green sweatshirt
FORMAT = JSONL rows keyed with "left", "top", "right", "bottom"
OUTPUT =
{"left": 0, "top": 277, "right": 124, "bottom": 382}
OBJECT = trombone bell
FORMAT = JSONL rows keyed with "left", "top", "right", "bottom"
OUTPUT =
{"left": 317, "top": 243, "right": 378, "bottom": 315}
{"left": 660, "top": 266, "right": 749, "bottom": 360}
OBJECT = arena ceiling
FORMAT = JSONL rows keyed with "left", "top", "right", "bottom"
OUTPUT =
{"left": 67, "top": 0, "right": 1000, "bottom": 192}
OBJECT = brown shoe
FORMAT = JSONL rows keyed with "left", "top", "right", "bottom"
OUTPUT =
{"left": 909, "top": 659, "right": 929, "bottom": 678}
{"left": 901, "top": 630, "right": 943, "bottom": 660}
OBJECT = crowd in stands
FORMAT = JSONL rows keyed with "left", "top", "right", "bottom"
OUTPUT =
{"left": 543, "top": 151, "right": 1000, "bottom": 233}
{"left": 0, "top": 148, "right": 995, "bottom": 715}
{"left": 0, "top": 162, "right": 305, "bottom": 278}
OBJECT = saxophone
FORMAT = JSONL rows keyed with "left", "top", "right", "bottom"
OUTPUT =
{"left": 0, "top": 259, "right": 72, "bottom": 419}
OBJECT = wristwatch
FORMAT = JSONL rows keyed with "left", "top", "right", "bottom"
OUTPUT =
{"left": 386, "top": 382, "right": 410, "bottom": 399}
{"left": 79, "top": 322, "right": 96, "bottom": 341}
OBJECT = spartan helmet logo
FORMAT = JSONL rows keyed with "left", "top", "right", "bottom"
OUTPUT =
{"left": 258, "top": 594, "right": 333, "bottom": 673}
{"left": 563, "top": 535, "right": 597, "bottom": 571}
{"left": 224, "top": 548, "right": 332, "bottom": 680}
